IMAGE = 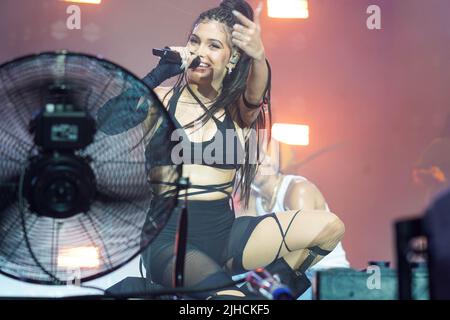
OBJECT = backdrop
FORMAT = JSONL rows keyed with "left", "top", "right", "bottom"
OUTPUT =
{"left": 0, "top": 0, "right": 448, "bottom": 293}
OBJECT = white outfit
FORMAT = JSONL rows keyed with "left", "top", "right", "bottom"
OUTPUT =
{"left": 254, "top": 175, "right": 350, "bottom": 299}
{"left": 255, "top": 175, "right": 311, "bottom": 212}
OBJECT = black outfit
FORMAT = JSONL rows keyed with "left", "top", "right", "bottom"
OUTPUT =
{"left": 141, "top": 81, "right": 329, "bottom": 298}
{"left": 140, "top": 84, "right": 262, "bottom": 299}
{"left": 98, "top": 57, "right": 319, "bottom": 299}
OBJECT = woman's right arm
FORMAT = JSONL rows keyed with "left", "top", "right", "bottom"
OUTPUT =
{"left": 97, "top": 53, "right": 184, "bottom": 135}
{"left": 96, "top": 86, "right": 148, "bottom": 135}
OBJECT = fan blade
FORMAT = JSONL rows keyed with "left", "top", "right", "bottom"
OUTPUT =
{"left": 0, "top": 51, "right": 181, "bottom": 285}
{"left": 0, "top": 176, "right": 19, "bottom": 214}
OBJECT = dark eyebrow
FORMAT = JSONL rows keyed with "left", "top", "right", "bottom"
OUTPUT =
{"left": 208, "top": 39, "right": 224, "bottom": 47}
{"left": 190, "top": 34, "right": 224, "bottom": 47}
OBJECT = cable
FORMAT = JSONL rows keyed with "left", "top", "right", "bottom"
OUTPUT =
{"left": 76, "top": 284, "right": 106, "bottom": 294}
{"left": 62, "top": 277, "right": 247, "bottom": 300}
{"left": 139, "top": 256, "right": 145, "bottom": 279}
{"left": 18, "top": 155, "right": 64, "bottom": 284}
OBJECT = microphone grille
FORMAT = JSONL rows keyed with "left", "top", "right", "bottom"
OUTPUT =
{"left": 189, "top": 56, "right": 201, "bottom": 69}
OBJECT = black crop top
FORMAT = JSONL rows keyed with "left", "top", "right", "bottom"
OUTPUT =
{"left": 157, "top": 85, "right": 245, "bottom": 170}
{"left": 143, "top": 85, "right": 245, "bottom": 199}
{"left": 97, "top": 84, "right": 245, "bottom": 199}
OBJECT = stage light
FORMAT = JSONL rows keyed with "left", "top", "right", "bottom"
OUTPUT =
{"left": 60, "top": 0, "right": 102, "bottom": 4}
{"left": 267, "top": 0, "right": 309, "bottom": 19}
{"left": 272, "top": 123, "right": 309, "bottom": 146}
{"left": 57, "top": 246, "right": 100, "bottom": 269}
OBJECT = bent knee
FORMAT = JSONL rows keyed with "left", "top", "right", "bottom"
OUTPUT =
{"left": 325, "top": 213, "right": 345, "bottom": 241}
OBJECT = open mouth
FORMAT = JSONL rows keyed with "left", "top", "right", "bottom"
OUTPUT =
{"left": 197, "top": 62, "right": 210, "bottom": 68}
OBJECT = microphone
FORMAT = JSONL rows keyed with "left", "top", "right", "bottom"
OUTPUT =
{"left": 152, "top": 48, "right": 201, "bottom": 69}
{"left": 246, "top": 268, "right": 294, "bottom": 300}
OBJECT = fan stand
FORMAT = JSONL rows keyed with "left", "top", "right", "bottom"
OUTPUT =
{"left": 105, "top": 177, "right": 191, "bottom": 300}
{"left": 0, "top": 51, "right": 182, "bottom": 288}
{"left": 173, "top": 177, "right": 190, "bottom": 290}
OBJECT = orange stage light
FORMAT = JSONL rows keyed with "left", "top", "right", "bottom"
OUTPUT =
{"left": 57, "top": 246, "right": 100, "bottom": 269}
{"left": 267, "top": 0, "right": 309, "bottom": 19}
{"left": 60, "top": 0, "right": 102, "bottom": 4}
{"left": 272, "top": 123, "right": 309, "bottom": 146}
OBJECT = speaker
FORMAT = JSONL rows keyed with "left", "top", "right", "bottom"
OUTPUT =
{"left": 423, "top": 189, "right": 450, "bottom": 299}
{"left": 315, "top": 263, "right": 429, "bottom": 300}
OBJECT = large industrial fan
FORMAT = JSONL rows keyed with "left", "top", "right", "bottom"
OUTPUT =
{"left": 0, "top": 51, "right": 181, "bottom": 285}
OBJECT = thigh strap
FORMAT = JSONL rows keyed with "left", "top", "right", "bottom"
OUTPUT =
{"left": 271, "top": 211, "right": 333, "bottom": 275}
{"left": 272, "top": 209, "right": 303, "bottom": 261}
{"left": 297, "top": 246, "right": 332, "bottom": 274}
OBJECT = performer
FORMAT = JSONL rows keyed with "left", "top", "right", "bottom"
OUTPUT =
{"left": 236, "top": 155, "right": 350, "bottom": 299}
{"left": 413, "top": 114, "right": 450, "bottom": 206}
{"left": 98, "top": 0, "right": 344, "bottom": 299}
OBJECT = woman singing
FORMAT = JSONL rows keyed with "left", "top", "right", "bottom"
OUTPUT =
{"left": 99, "top": 0, "right": 345, "bottom": 300}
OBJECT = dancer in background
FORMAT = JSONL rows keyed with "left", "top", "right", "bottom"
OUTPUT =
{"left": 236, "top": 154, "right": 349, "bottom": 299}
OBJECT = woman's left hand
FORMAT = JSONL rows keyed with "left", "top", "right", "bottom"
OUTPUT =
{"left": 231, "top": 2, "right": 265, "bottom": 62}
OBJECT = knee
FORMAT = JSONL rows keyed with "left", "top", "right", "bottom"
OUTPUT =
{"left": 324, "top": 212, "right": 345, "bottom": 242}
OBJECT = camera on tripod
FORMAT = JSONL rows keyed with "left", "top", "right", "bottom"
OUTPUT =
{"left": 31, "top": 84, "right": 95, "bottom": 150}
{"left": 24, "top": 83, "right": 97, "bottom": 219}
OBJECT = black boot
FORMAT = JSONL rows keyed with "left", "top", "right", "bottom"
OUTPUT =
{"left": 265, "top": 258, "right": 311, "bottom": 299}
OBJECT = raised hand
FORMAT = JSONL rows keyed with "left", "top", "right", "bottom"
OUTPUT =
{"left": 231, "top": 1, "right": 265, "bottom": 62}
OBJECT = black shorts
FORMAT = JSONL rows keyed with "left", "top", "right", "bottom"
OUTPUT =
{"left": 141, "top": 197, "right": 275, "bottom": 278}
{"left": 227, "top": 213, "right": 278, "bottom": 274}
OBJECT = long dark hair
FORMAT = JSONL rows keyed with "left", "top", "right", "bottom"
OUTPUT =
{"left": 162, "top": 0, "right": 272, "bottom": 207}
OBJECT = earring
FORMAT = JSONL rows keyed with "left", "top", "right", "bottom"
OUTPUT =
{"left": 227, "top": 51, "right": 239, "bottom": 75}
